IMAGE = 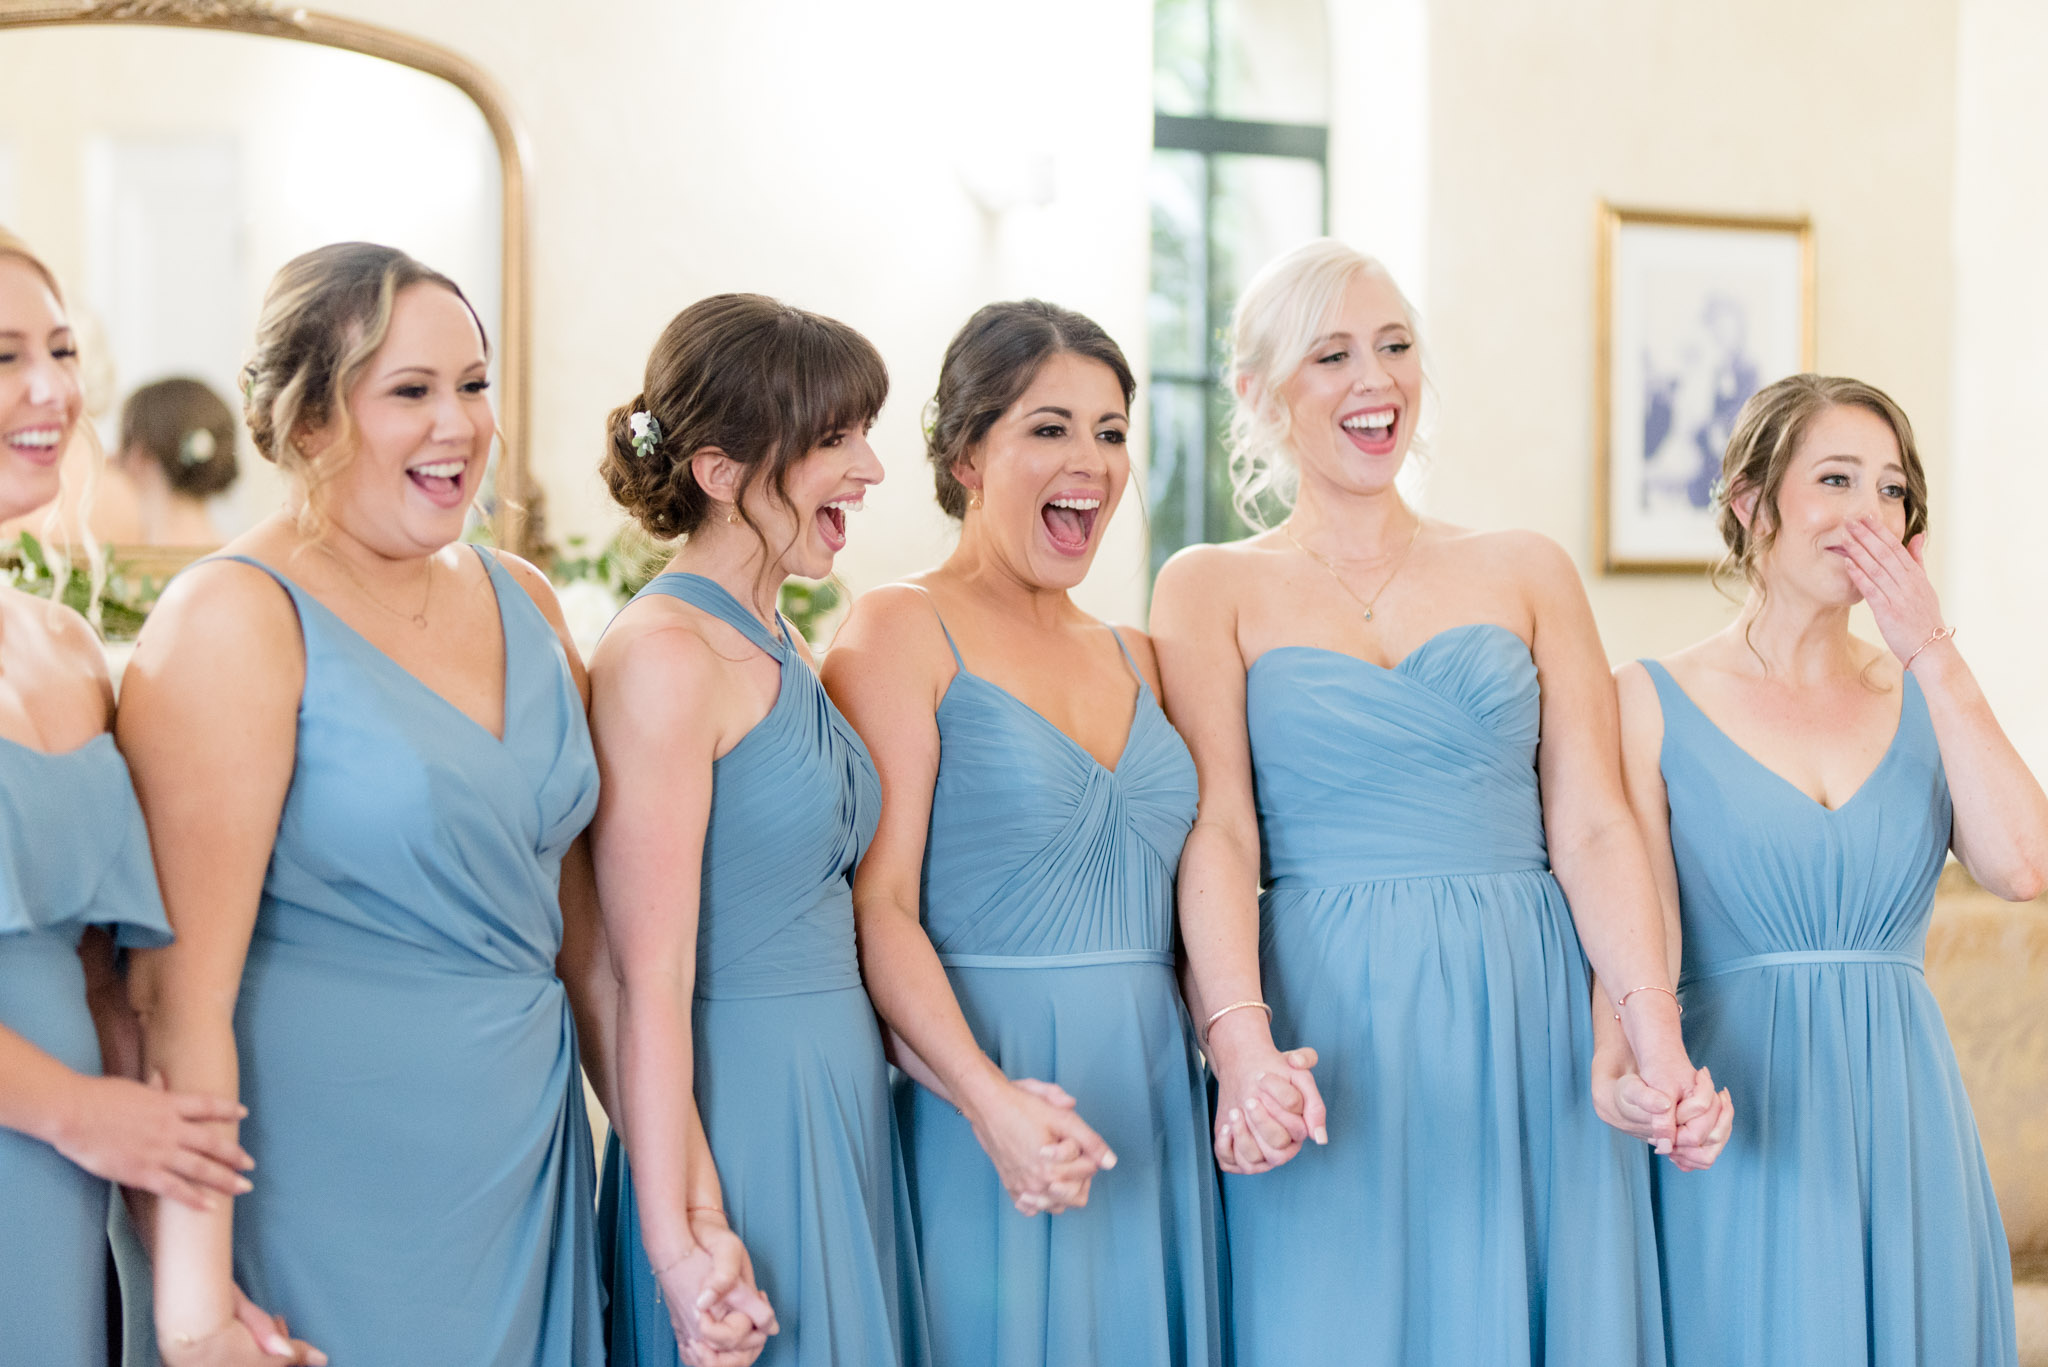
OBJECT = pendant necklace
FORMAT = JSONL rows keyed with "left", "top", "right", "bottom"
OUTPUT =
{"left": 1281, "top": 515, "right": 1423, "bottom": 623}
{"left": 320, "top": 544, "right": 434, "bottom": 629}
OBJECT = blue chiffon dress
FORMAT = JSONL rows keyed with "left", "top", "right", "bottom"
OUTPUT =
{"left": 0, "top": 733, "right": 169, "bottom": 1367}
{"left": 223, "top": 551, "right": 604, "bottom": 1364}
{"left": 900, "top": 605, "right": 1221, "bottom": 1367}
{"left": 596, "top": 573, "right": 925, "bottom": 1367}
{"left": 1644, "top": 661, "right": 2016, "bottom": 1366}
{"left": 1227, "top": 625, "right": 1665, "bottom": 1367}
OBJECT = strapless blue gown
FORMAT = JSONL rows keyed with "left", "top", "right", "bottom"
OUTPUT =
{"left": 596, "top": 573, "right": 925, "bottom": 1367}
{"left": 0, "top": 733, "right": 169, "bottom": 1367}
{"left": 901, "top": 608, "right": 1221, "bottom": 1367}
{"left": 1228, "top": 625, "right": 1664, "bottom": 1367}
{"left": 222, "top": 551, "right": 604, "bottom": 1364}
{"left": 1644, "top": 661, "right": 2016, "bottom": 1365}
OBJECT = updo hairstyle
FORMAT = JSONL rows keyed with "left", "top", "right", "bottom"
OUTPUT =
{"left": 1715, "top": 373, "right": 1928, "bottom": 595}
{"left": 603, "top": 294, "right": 887, "bottom": 541}
{"left": 1223, "top": 238, "right": 1424, "bottom": 527}
{"left": 924, "top": 300, "right": 1135, "bottom": 519}
{"left": 120, "top": 377, "right": 240, "bottom": 498}
{"left": 241, "top": 242, "right": 486, "bottom": 519}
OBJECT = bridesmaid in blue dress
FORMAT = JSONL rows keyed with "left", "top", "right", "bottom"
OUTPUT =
{"left": 824, "top": 301, "right": 1222, "bottom": 1367}
{"left": 1150, "top": 239, "right": 1730, "bottom": 1367}
{"left": 121, "top": 244, "right": 612, "bottom": 1366}
{"left": 589, "top": 294, "right": 924, "bottom": 1367}
{"left": 0, "top": 229, "right": 250, "bottom": 1367}
{"left": 1612, "top": 374, "right": 2044, "bottom": 1365}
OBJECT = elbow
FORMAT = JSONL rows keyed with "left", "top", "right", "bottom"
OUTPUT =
{"left": 1996, "top": 858, "right": 2048, "bottom": 904}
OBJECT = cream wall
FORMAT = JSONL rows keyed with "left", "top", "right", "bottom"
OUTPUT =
{"left": 1418, "top": 0, "right": 1960, "bottom": 663}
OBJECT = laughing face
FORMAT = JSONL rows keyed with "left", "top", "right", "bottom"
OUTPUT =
{"left": 0, "top": 255, "right": 82, "bottom": 524}
{"left": 312, "top": 282, "right": 493, "bottom": 556}
{"left": 1274, "top": 269, "right": 1421, "bottom": 498}
{"left": 1751, "top": 402, "right": 1911, "bottom": 608}
{"left": 749, "top": 421, "right": 886, "bottom": 582}
{"left": 958, "top": 351, "right": 1129, "bottom": 591}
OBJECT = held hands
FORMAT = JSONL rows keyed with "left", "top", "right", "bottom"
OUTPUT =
{"left": 653, "top": 1210, "right": 778, "bottom": 1367}
{"left": 1602, "top": 995, "right": 1732, "bottom": 1171}
{"left": 962, "top": 1075, "right": 1115, "bottom": 1216}
{"left": 159, "top": 1285, "right": 327, "bottom": 1366}
{"left": 53, "top": 1070, "right": 254, "bottom": 1211}
{"left": 1204, "top": 1012, "right": 1327, "bottom": 1175}
{"left": 1840, "top": 519, "right": 1952, "bottom": 668}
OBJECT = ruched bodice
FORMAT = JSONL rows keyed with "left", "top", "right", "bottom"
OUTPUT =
{"left": 644, "top": 575, "right": 881, "bottom": 998}
{"left": 1227, "top": 622, "right": 1664, "bottom": 1367}
{"left": 598, "top": 573, "right": 922, "bottom": 1367}
{"left": 1644, "top": 660, "right": 2014, "bottom": 1367}
{"left": 1247, "top": 624, "right": 1547, "bottom": 884}
{"left": 922, "top": 655, "right": 1195, "bottom": 961}
{"left": 1651, "top": 662, "right": 1950, "bottom": 977}
{"left": 222, "top": 549, "right": 604, "bottom": 1366}
{"left": 902, "top": 605, "right": 1219, "bottom": 1367}
{"left": 0, "top": 733, "right": 169, "bottom": 1367}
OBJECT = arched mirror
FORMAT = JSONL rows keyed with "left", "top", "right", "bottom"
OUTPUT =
{"left": 0, "top": 0, "right": 535, "bottom": 584}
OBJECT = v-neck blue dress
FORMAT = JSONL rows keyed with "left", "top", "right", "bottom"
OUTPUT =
{"left": 1225, "top": 625, "right": 1664, "bottom": 1367}
{"left": 0, "top": 732, "right": 169, "bottom": 1367}
{"left": 596, "top": 573, "right": 926, "bottom": 1367}
{"left": 220, "top": 550, "right": 604, "bottom": 1365}
{"left": 900, "top": 604, "right": 1221, "bottom": 1367}
{"left": 1643, "top": 661, "right": 2016, "bottom": 1366}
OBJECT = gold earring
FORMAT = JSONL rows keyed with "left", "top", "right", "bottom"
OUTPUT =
{"left": 727, "top": 507, "right": 740, "bottom": 525}
{"left": 967, "top": 490, "right": 983, "bottom": 511}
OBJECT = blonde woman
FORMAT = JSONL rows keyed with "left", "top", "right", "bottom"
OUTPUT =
{"left": 1150, "top": 238, "right": 1728, "bottom": 1367}
{"left": 1615, "top": 374, "right": 2043, "bottom": 1366}
{"left": 123, "top": 243, "right": 612, "bottom": 1365}
{"left": 0, "top": 229, "right": 251, "bottom": 1367}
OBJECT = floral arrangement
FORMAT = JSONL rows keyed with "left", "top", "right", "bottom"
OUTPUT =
{"left": 0, "top": 532, "right": 154, "bottom": 640}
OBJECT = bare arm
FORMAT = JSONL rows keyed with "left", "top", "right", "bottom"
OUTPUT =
{"left": 823, "top": 585, "right": 1112, "bottom": 1215}
{"left": 588, "top": 613, "right": 774, "bottom": 1359}
{"left": 121, "top": 562, "right": 321, "bottom": 1364}
{"left": 1149, "top": 549, "right": 1325, "bottom": 1174}
{"left": 1840, "top": 520, "right": 2048, "bottom": 900}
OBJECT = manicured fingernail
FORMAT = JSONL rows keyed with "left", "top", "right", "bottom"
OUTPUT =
{"left": 697, "top": 1291, "right": 714, "bottom": 1309}
{"left": 235, "top": 1177, "right": 253, "bottom": 1193}
{"left": 1313, "top": 1125, "right": 1328, "bottom": 1145}
{"left": 265, "top": 1335, "right": 291, "bottom": 1355}
{"left": 1101, "top": 1150, "right": 1117, "bottom": 1170}
{"left": 1245, "top": 1098, "right": 1263, "bottom": 1111}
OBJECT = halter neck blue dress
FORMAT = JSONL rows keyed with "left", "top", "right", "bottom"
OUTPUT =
{"left": 901, "top": 602, "right": 1221, "bottom": 1367}
{"left": 222, "top": 550, "right": 604, "bottom": 1365}
{"left": 0, "top": 732, "right": 169, "bottom": 1367}
{"left": 1227, "top": 625, "right": 1664, "bottom": 1367}
{"left": 1643, "top": 661, "right": 2016, "bottom": 1366}
{"left": 596, "top": 573, "right": 925, "bottom": 1367}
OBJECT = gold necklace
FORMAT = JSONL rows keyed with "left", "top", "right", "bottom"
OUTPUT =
{"left": 319, "top": 544, "right": 434, "bottom": 629}
{"left": 1281, "top": 515, "right": 1422, "bottom": 623}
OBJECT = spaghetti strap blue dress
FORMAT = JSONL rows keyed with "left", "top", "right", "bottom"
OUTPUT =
{"left": 900, "top": 603, "right": 1221, "bottom": 1367}
{"left": 1644, "top": 660, "right": 2016, "bottom": 1366}
{"left": 596, "top": 573, "right": 926, "bottom": 1367}
{"left": 221, "top": 550, "right": 605, "bottom": 1365}
{"left": 0, "top": 733, "right": 169, "bottom": 1367}
{"left": 1226, "top": 625, "right": 1665, "bottom": 1367}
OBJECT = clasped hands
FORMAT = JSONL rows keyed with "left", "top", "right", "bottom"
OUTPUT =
{"left": 653, "top": 1208, "right": 779, "bottom": 1367}
{"left": 1204, "top": 1011, "right": 1326, "bottom": 1175}
{"left": 962, "top": 1073, "right": 1117, "bottom": 1216}
{"left": 1592, "top": 1032, "right": 1732, "bottom": 1172}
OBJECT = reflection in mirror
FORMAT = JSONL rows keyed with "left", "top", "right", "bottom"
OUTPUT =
{"left": 0, "top": 23, "right": 501, "bottom": 557}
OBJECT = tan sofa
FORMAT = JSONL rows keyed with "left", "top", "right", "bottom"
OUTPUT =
{"left": 1925, "top": 867, "right": 2048, "bottom": 1364}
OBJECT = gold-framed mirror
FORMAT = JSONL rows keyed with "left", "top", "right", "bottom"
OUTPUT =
{"left": 0, "top": 0, "right": 536, "bottom": 585}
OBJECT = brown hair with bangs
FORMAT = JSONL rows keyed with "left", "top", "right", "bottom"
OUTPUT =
{"left": 242, "top": 242, "right": 487, "bottom": 531}
{"left": 603, "top": 293, "right": 888, "bottom": 546}
{"left": 1716, "top": 372, "right": 1928, "bottom": 594}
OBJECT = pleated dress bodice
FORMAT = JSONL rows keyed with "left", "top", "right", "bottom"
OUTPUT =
{"left": 0, "top": 733, "right": 169, "bottom": 1367}
{"left": 597, "top": 573, "right": 923, "bottom": 1367}
{"left": 1229, "top": 623, "right": 1663, "bottom": 1367}
{"left": 1645, "top": 661, "right": 2015, "bottom": 1367}
{"left": 903, "top": 608, "right": 1220, "bottom": 1367}
{"left": 224, "top": 548, "right": 605, "bottom": 1366}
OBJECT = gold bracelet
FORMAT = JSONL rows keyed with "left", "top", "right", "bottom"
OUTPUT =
{"left": 1201, "top": 999, "right": 1273, "bottom": 1045}
{"left": 1612, "top": 984, "right": 1682, "bottom": 1021}
{"left": 1903, "top": 624, "right": 1956, "bottom": 671}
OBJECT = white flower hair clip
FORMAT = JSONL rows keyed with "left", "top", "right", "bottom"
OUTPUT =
{"left": 178, "top": 429, "right": 217, "bottom": 467}
{"left": 628, "top": 410, "right": 663, "bottom": 461}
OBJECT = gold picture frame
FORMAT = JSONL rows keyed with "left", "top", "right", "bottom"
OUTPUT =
{"left": 0, "top": 0, "right": 539, "bottom": 563}
{"left": 1594, "top": 203, "right": 1815, "bottom": 574}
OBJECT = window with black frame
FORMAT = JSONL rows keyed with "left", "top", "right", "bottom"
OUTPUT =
{"left": 1148, "top": 0, "right": 1330, "bottom": 578}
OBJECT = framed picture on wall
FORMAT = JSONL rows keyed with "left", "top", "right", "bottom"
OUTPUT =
{"left": 1595, "top": 204, "right": 1815, "bottom": 573}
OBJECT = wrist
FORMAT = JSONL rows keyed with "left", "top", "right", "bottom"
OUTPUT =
{"left": 951, "top": 1058, "right": 1013, "bottom": 1127}
{"left": 1203, "top": 1008, "right": 1278, "bottom": 1068}
{"left": 39, "top": 1069, "right": 96, "bottom": 1150}
{"left": 1905, "top": 630, "right": 1963, "bottom": 680}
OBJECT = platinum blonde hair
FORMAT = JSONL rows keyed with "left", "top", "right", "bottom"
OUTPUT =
{"left": 1224, "top": 237, "right": 1427, "bottom": 529}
